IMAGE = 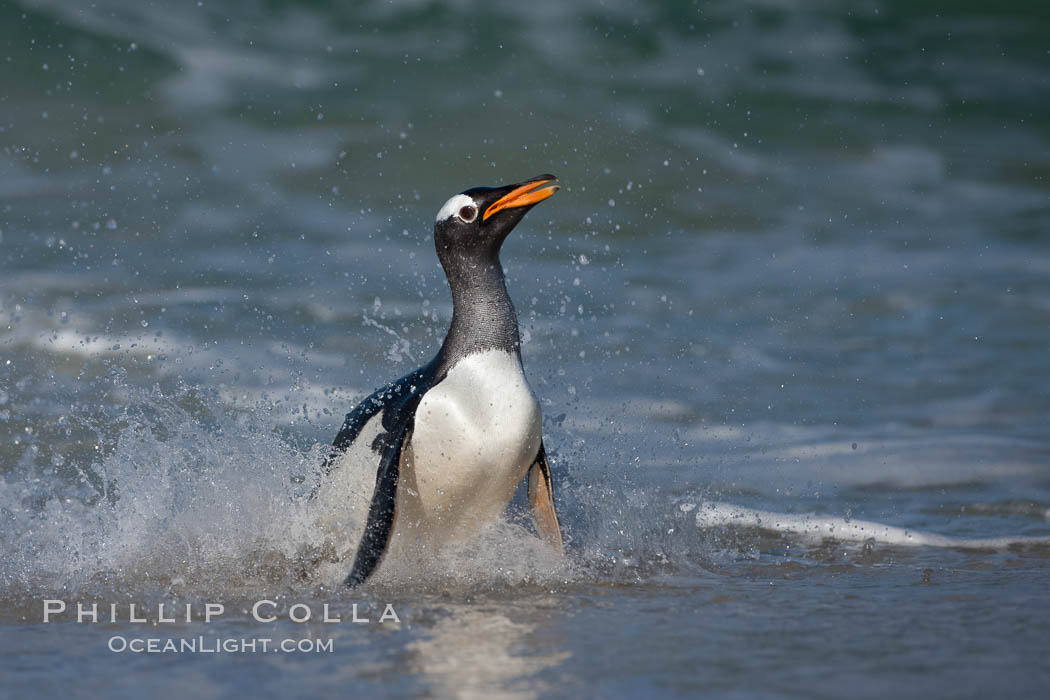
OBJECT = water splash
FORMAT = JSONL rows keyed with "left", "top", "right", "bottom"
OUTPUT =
{"left": 2, "top": 379, "right": 1046, "bottom": 607}
{"left": 0, "top": 385, "right": 573, "bottom": 601}
{"left": 361, "top": 312, "right": 416, "bottom": 364}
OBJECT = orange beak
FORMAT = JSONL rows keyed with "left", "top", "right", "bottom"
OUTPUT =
{"left": 483, "top": 178, "right": 560, "bottom": 221}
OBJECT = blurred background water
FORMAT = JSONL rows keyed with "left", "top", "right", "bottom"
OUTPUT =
{"left": 2, "top": 0, "right": 1049, "bottom": 698}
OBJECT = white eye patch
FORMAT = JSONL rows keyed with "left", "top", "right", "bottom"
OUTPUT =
{"left": 435, "top": 194, "right": 478, "bottom": 223}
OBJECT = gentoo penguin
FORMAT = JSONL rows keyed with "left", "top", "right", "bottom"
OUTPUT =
{"left": 321, "top": 174, "right": 565, "bottom": 587}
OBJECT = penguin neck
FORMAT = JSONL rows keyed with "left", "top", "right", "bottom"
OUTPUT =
{"left": 436, "top": 251, "right": 521, "bottom": 370}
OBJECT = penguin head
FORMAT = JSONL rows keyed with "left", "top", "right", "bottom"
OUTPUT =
{"left": 433, "top": 174, "right": 559, "bottom": 262}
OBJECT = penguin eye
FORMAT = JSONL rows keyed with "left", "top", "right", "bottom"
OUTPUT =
{"left": 457, "top": 205, "right": 478, "bottom": 223}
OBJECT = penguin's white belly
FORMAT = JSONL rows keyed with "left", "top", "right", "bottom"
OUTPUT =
{"left": 396, "top": 350, "right": 542, "bottom": 546}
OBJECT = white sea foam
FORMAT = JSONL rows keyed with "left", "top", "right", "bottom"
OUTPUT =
{"left": 692, "top": 501, "right": 1050, "bottom": 551}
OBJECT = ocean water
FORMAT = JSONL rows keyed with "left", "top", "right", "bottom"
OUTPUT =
{"left": 2, "top": 0, "right": 1050, "bottom": 697}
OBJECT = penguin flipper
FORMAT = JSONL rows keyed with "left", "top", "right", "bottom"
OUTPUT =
{"left": 344, "top": 421, "right": 413, "bottom": 588}
{"left": 320, "top": 366, "right": 429, "bottom": 480}
{"left": 527, "top": 441, "right": 564, "bottom": 554}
